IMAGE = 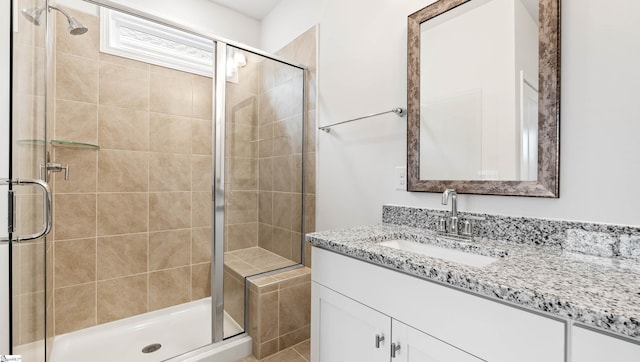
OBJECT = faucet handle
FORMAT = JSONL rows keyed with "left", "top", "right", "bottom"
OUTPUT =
{"left": 41, "top": 162, "right": 70, "bottom": 181}
{"left": 437, "top": 217, "right": 448, "bottom": 233}
{"left": 461, "top": 220, "right": 472, "bottom": 236}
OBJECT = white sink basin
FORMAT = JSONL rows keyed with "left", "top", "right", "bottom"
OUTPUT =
{"left": 378, "top": 239, "right": 498, "bottom": 268}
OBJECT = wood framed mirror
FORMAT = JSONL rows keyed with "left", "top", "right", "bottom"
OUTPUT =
{"left": 407, "top": 0, "right": 560, "bottom": 197}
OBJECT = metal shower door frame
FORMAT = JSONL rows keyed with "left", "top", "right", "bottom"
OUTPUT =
{"left": 212, "top": 40, "right": 227, "bottom": 343}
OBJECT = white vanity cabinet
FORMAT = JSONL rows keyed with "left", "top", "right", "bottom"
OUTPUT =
{"left": 311, "top": 247, "right": 566, "bottom": 362}
{"left": 571, "top": 326, "right": 640, "bottom": 362}
{"left": 313, "top": 282, "right": 482, "bottom": 362}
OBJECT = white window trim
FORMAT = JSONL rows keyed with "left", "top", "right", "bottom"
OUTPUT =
{"left": 100, "top": 8, "right": 214, "bottom": 77}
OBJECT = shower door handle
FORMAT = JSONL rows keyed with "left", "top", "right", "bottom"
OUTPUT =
{"left": 0, "top": 178, "right": 52, "bottom": 243}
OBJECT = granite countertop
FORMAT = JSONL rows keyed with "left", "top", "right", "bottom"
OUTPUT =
{"left": 306, "top": 223, "right": 640, "bottom": 340}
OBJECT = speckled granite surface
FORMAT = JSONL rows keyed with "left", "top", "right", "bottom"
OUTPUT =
{"left": 306, "top": 223, "right": 640, "bottom": 340}
{"left": 382, "top": 205, "right": 640, "bottom": 258}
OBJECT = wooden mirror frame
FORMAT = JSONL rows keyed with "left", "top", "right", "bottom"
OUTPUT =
{"left": 407, "top": 0, "right": 560, "bottom": 197}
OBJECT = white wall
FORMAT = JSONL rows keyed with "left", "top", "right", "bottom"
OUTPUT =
{"left": 261, "top": 0, "right": 326, "bottom": 53}
{"left": 58, "top": 0, "right": 262, "bottom": 47}
{"left": 262, "top": 0, "right": 640, "bottom": 229}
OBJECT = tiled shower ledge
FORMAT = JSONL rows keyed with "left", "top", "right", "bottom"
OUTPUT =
{"left": 306, "top": 219, "right": 640, "bottom": 341}
{"left": 225, "top": 247, "right": 298, "bottom": 278}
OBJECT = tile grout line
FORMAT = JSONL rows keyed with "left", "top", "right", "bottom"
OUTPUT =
{"left": 291, "top": 347, "right": 308, "bottom": 362}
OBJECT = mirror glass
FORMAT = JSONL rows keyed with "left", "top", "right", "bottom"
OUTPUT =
{"left": 420, "top": 0, "right": 538, "bottom": 181}
{"left": 407, "top": 0, "right": 559, "bottom": 197}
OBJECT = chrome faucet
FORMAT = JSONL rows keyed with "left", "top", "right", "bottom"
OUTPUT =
{"left": 441, "top": 189, "right": 459, "bottom": 235}
{"left": 437, "top": 189, "right": 479, "bottom": 240}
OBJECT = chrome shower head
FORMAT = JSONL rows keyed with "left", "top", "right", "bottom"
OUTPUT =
{"left": 65, "top": 13, "right": 89, "bottom": 35}
{"left": 21, "top": 7, "right": 46, "bottom": 26}
{"left": 21, "top": 6, "right": 88, "bottom": 36}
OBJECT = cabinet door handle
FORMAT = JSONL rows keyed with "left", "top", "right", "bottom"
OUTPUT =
{"left": 391, "top": 342, "right": 401, "bottom": 358}
{"left": 375, "top": 334, "right": 385, "bottom": 348}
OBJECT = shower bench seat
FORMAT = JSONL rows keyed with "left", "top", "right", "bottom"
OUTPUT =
{"left": 223, "top": 246, "right": 310, "bottom": 360}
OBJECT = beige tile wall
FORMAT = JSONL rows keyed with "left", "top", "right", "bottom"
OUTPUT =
{"left": 51, "top": 9, "right": 213, "bottom": 335}
{"left": 257, "top": 27, "right": 318, "bottom": 267}
{"left": 225, "top": 57, "right": 260, "bottom": 252}
{"left": 225, "top": 25, "right": 317, "bottom": 263}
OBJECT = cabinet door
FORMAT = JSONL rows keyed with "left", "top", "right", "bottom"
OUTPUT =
{"left": 572, "top": 326, "right": 640, "bottom": 362}
{"left": 311, "top": 282, "right": 390, "bottom": 362}
{"left": 392, "top": 320, "right": 485, "bottom": 362}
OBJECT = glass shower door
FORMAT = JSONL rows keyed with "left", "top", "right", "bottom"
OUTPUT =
{"left": 218, "top": 44, "right": 306, "bottom": 343}
{"left": 8, "top": 0, "right": 53, "bottom": 361}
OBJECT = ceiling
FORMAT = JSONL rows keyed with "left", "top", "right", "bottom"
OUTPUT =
{"left": 207, "top": 0, "right": 282, "bottom": 20}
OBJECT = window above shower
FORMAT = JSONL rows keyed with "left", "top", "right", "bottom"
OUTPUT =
{"left": 100, "top": 9, "right": 215, "bottom": 77}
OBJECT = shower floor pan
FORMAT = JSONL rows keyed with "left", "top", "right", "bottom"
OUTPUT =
{"left": 50, "top": 297, "right": 250, "bottom": 362}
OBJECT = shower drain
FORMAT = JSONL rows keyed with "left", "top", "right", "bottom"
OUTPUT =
{"left": 142, "top": 343, "right": 162, "bottom": 354}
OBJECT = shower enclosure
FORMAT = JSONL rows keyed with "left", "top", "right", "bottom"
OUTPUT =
{"left": 6, "top": 0, "right": 307, "bottom": 361}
